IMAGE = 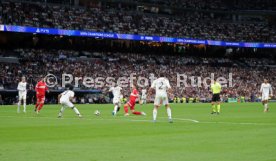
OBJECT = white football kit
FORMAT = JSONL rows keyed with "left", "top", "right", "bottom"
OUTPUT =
{"left": 17, "top": 82, "right": 27, "bottom": 100}
{"left": 58, "top": 89, "right": 81, "bottom": 117}
{"left": 141, "top": 89, "right": 147, "bottom": 103}
{"left": 141, "top": 89, "right": 147, "bottom": 99}
{"left": 151, "top": 77, "right": 171, "bottom": 106}
{"left": 109, "top": 86, "right": 122, "bottom": 105}
{"left": 60, "top": 90, "right": 75, "bottom": 108}
{"left": 260, "top": 83, "right": 273, "bottom": 101}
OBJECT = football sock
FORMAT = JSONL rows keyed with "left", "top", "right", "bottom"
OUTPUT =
{"left": 217, "top": 104, "right": 221, "bottom": 113}
{"left": 167, "top": 107, "right": 172, "bottom": 119}
{"left": 264, "top": 104, "right": 268, "bottom": 111}
{"left": 72, "top": 107, "right": 80, "bottom": 115}
{"left": 58, "top": 106, "right": 65, "bottom": 116}
{"left": 153, "top": 108, "right": 157, "bottom": 121}
{"left": 38, "top": 103, "right": 44, "bottom": 111}
{"left": 35, "top": 103, "right": 39, "bottom": 110}
{"left": 113, "top": 105, "right": 118, "bottom": 114}
{"left": 124, "top": 105, "right": 129, "bottom": 113}
{"left": 23, "top": 100, "right": 26, "bottom": 112}
{"left": 17, "top": 101, "right": 21, "bottom": 113}
{"left": 212, "top": 104, "right": 216, "bottom": 112}
{"left": 132, "top": 111, "right": 142, "bottom": 115}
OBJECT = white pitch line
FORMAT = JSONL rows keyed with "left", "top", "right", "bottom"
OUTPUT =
{"left": 0, "top": 115, "right": 199, "bottom": 123}
{"left": 130, "top": 117, "right": 274, "bottom": 125}
{"left": 0, "top": 115, "right": 275, "bottom": 126}
{"left": 0, "top": 115, "right": 200, "bottom": 123}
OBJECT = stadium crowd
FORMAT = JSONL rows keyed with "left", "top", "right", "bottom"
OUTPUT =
{"left": 0, "top": 1, "right": 275, "bottom": 42}
{"left": 0, "top": 49, "right": 275, "bottom": 104}
{"left": 135, "top": 0, "right": 276, "bottom": 11}
{"left": 10, "top": 0, "right": 276, "bottom": 11}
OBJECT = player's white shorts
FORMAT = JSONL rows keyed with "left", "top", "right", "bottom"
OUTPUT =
{"left": 113, "top": 97, "right": 121, "bottom": 106}
{"left": 262, "top": 93, "right": 269, "bottom": 101}
{"left": 60, "top": 100, "right": 74, "bottom": 108}
{"left": 154, "top": 96, "right": 169, "bottom": 106}
{"left": 18, "top": 92, "right": 27, "bottom": 100}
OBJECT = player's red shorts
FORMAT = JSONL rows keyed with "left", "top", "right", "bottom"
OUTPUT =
{"left": 127, "top": 100, "right": 136, "bottom": 110}
{"left": 36, "top": 95, "right": 45, "bottom": 103}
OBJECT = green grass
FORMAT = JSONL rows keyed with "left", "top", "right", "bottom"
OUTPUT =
{"left": 0, "top": 103, "right": 276, "bottom": 161}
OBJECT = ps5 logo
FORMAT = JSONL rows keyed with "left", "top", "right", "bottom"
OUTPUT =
{"left": 36, "top": 28, "right": 49, "bottom": 33}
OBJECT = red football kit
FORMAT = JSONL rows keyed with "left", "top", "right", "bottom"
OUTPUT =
{"left": 124, "top": 88, "right": 143, "bottom": 115}
{"left": 35, "top": 81, "right": 48, "bottom": 112}
{"left": 127, "top": 88, "right": 139, "bottom": 110}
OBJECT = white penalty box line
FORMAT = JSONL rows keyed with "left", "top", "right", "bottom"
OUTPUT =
{"left": 0, "top": 115, "right": 274, "bottom": 126}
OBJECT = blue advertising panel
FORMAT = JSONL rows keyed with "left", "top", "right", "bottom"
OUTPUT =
{"left": 1, "top": 24, "right": 276, "bottom": 48}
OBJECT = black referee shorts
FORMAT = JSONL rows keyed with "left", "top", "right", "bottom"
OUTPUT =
{"left": 212, "top": 94, "right": 220, "bottom": 102}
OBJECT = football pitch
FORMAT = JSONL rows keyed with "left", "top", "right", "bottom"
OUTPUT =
{"left": 0, "top": 103, "right": 276, "bottom": 161}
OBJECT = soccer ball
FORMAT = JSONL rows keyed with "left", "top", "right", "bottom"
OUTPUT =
{"left": 94, "top": 110, "right": 101, "bottom": 116}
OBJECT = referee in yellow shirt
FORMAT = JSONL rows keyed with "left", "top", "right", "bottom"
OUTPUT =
{"left": 211, "top": 80, "right": 222, "bottom": 114}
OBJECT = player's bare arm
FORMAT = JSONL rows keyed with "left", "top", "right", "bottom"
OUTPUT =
{"left": 168, "top": 88, "right": 173, "bottom": 97}
{"left": 147, "top": 88, "right": 154, "bottom": 100}
{"left": 58, "top": 94, "right": 62, "bottom": 104}
{"left": 69, "top": 96, "right": 74, "bottom": 102}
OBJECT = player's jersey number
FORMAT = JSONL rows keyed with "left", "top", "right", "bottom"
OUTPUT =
{"left": 158, "top": 82, "right": 164, "bottom": 90}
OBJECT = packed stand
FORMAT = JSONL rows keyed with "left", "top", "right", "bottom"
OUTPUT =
{"left": 135, "top": 0, "right": 276, "bottom": 11}
{"left": 0, "top": 49, "right": 275, "bottom": 104}
{"left": 0, "top": 1, "right": 276, "bottom": 42}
